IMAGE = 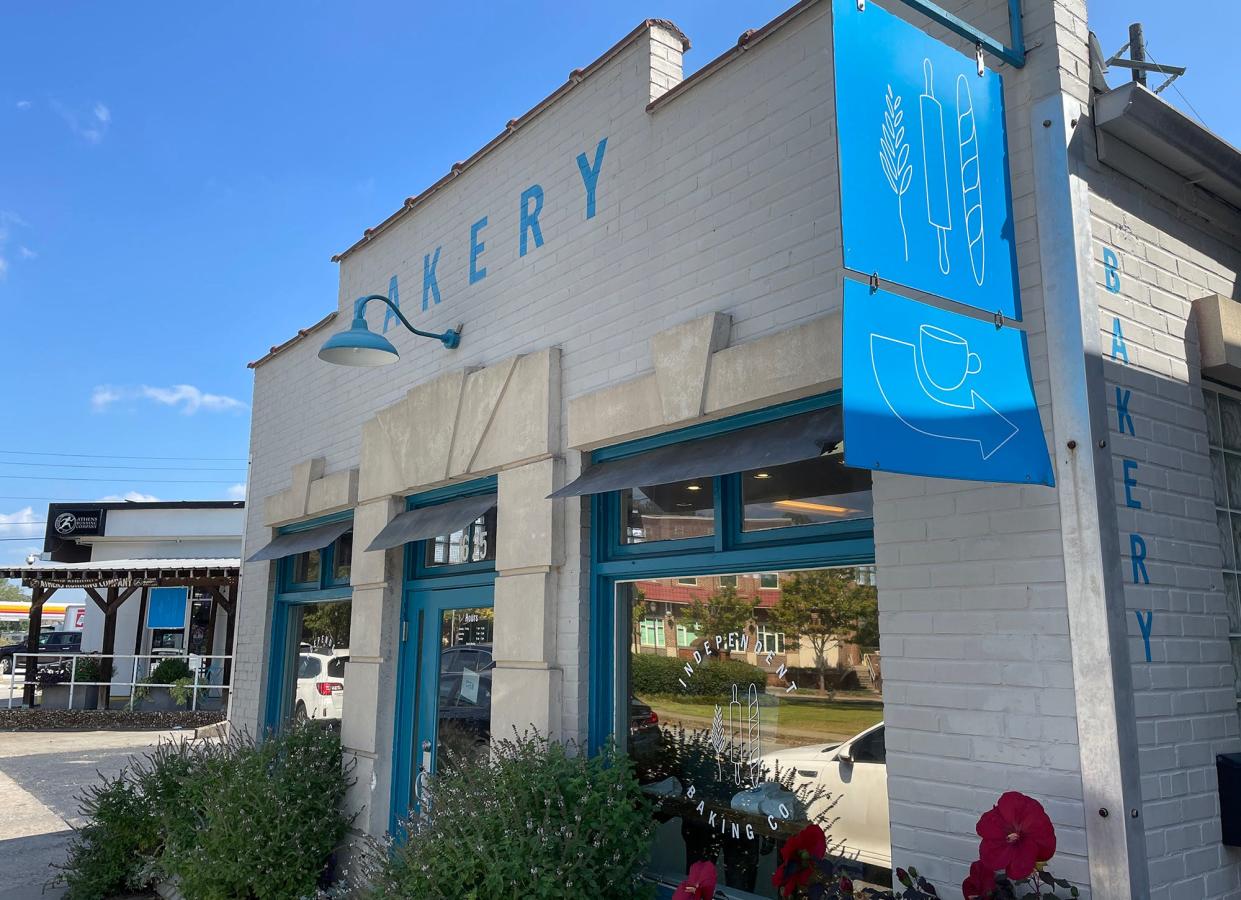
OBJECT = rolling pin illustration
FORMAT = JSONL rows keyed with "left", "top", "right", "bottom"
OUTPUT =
{"left": 919, "top": 58, "right": 952, "bottom": 275}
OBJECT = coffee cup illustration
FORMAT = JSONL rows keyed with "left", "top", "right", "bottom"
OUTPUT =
{"left": 918, "top": 324, "right": 981, "bottom": 392}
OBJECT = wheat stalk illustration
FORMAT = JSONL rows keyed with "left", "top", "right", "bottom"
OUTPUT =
{"left": 880, "top": 85, "right": 913, "bottom": 261}
{"left": 710, "top": 704, "right": 726, "bottom": 782}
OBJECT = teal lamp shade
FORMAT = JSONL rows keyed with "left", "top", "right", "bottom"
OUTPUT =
{"left": 318, "top": 316, "right": 400, "bottom": 366}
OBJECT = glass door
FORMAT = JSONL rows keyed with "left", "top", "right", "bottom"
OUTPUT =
{"left": 398, "top": 582, "right": 494, "bottom": 820}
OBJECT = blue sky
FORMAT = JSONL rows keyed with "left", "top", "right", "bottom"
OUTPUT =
{"left": 0, "top": 1, "right": 1230, "bottom": 566}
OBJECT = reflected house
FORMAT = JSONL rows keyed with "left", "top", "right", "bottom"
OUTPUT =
{"left": 631, "top": 571, "right": 876, "bottom": 679}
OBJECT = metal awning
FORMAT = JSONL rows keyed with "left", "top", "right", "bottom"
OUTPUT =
{"left": 247, "top": 519, "right": 353, "bottom": 563}
{"left": 550, "top": 407, "right": 843, "bottom": 499}
{"left": 0, "top": 558, "right": 240, "bottom": 589}
{"left": 366, "top": 493, "right": 498, "bottom": 552}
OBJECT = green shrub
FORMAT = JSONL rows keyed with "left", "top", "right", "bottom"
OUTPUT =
{"left": 368, "top": 733, "right": 655, "bottom": 900}
{"left": 631, "top": 652, "right": 767, "bottom": 697}
{"left": 60, "top": 724, "right": 352, "bottom": 900}
{"left": 72, "top": 654, "right": 114, "bottom": 684}
{"left": 60, "top": 739, "right": 198, "bottom": 899}
{"left": 159, "top": 724, "right": 352, "bottom": 899}
{"left": 149, "top": 656, "right": 193, "bottom": 684}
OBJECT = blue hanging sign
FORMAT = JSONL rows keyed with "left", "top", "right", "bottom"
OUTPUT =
{"left": 843, "top": 280, "right": 1054, "bottom": 486}
{"left": 147, "top": 587, "right": 188, "bottom": 630}
{"left": 833, "top": 0, "right": 1021, "bottom": 320}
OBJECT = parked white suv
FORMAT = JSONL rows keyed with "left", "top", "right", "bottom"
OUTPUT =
{"left": 294, "top": 648, "right": 348, "bottom": 721}
{"left": 761, "top": 722, "right": 890, "bottom": 871}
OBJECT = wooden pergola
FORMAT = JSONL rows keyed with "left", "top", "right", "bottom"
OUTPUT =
{"left": 0, "top": 559, "right": 239, "bottom": 706}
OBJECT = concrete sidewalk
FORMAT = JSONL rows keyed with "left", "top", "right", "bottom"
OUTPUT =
{"left": 0, "top": 729, "right": 186, "bottom": 899}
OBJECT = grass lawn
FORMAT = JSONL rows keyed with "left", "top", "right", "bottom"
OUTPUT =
{"left": 640, "top": 692, "right": 883, "bottom": 740}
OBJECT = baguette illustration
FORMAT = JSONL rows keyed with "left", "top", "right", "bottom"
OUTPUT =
{"left": 956, "top": 73, "right": 985, "bottom": 286}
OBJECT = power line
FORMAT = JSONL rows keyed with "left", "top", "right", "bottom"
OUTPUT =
{"left": 0, "top": 461, "right": 245, "bottom": 472}
{"left": 0, "top": 475, "right": 240, "bottom": 484}
{"left": 0, "top": 449, "right": 247, "bottom": 463}
{"left": 1145, "top": 41, "right": 1209, "bottom": 129}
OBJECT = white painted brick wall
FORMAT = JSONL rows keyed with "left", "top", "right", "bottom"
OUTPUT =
{"left": 1086, "top": 134, "right": 1241, "bottom": 899}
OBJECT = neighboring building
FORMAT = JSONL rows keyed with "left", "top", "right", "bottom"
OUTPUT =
{"left": 0, "top": 500, "right": 243, "bottom": 698}
{"left": 231, "top": 1, "right": 1241, "bottom": 898}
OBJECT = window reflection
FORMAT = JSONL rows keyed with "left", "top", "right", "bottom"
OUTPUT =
{"left": 623, "top": 568, "right": 886, "bottom": 894}
{"left": 425, "top": 508, "right": 498, "bottom": 567}
{"left": 293, "top": 548, "right": 321, "bottom": 585}
{"left": 286, "top": 599, "right": 351, "bottom": 726}
{"left": 742, "top": 456, "right": 872, "bottom": 531}
{"left": 622, "top": 479, "right": 715, "bottom": 544}
{"left": 436, "top": 607, "right": 494, "bottom": 767}
{"left": 332, "top": 532, "right": 353, "bottom": 583}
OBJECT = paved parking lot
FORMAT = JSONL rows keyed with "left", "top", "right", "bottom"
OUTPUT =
{"left": 0, "top": 729, "right": 185, "bottom": 899}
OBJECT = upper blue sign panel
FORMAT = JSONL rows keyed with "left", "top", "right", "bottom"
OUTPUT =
{"left": 833, "top": 0, "right": 1021, "bottom": 320}
{"left": 843, "top": 281, "right": 1053, "bottom": 485}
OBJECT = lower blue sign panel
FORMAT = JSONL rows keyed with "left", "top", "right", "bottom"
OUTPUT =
{"left": 843, "top": 281, "right": 1054, "bottom": 486}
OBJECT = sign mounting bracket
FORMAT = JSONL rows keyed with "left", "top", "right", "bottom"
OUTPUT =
{"left": 895, "top": 0, "right": 1026, "bottom": 69}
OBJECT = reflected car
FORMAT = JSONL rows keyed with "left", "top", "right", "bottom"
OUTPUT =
{"left": 629, "top": 696, "right": 662, "bottom": 756}
{"left": 438, "top": 644, "right": 494, "bottom": 745}
{"left": 759, "top": 722, "right": 889, "bottom": 871}
{"left": 294, "top": 649, "right": 348, "bottom": 721}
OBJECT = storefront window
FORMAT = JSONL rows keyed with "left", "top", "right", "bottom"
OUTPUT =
{"left": 742, "top": 455, "right": 873, "bottom": 532}
{"left": 622, "top": 479, "right": 715, "bottom": 544}
{"left": 1203, "top": 388, "right": 1241, "bottom": 725}
{"left": 331, "top": 531, "right": 353, "bottom": 584}
{"left": 435, "top": 607, "right": 494, "bottom": 766}
{"left": 425, "top": 508, "right": 497, "bottom": 567}
{"left": 284, "top": 598, "right": 351, "bottom": 725}
{"left": 292, "top": 548, "right": 321, "bottom": 586}
{"left": 623, "top": 568, "right": 885, "bottom": 894}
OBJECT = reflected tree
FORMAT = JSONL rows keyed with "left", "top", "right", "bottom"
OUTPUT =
{"left": 687, "top": 586, "right": 755, "bottom": 657}
{"left": 302, "top": 602, "right": 351, "bottom": 648}
{"left": 769, "top": 569, "right": 877, "bottom": 692}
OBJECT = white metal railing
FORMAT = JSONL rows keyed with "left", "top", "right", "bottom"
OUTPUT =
{"left": 863, "top": 651, "right": 882, "bottom": 691}
{"left": 3, "top": 652, "right": 232, "bottom": 711}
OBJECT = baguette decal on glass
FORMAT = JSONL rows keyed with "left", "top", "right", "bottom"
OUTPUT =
{"left": 880, "top": 85, "right": 913, "bottom": 261}
{"left": 956, "top": 74, "right": 985, "bottom": 286}
{"left": 918, "top": 58, "right": 952, "bottom": 275}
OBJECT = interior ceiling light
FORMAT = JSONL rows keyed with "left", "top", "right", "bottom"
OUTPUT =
{"left": 685, "top": 483, "right": 703, "bottom": 492}
{"left": 773, "top": 499, "right": 856, "bottom": 515}
{"left": 753, "top": 472, "right": 772, "bottom": 479}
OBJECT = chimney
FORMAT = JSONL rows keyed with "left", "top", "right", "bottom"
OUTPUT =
{"left": 647, "top": 21, "right": 690, "bottom": 104}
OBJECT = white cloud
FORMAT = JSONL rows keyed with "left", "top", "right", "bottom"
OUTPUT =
{"left": 98, "top": 491, "right": 160, "bottom": 503}
{"left": 0, "top": 257, "right": 7, "bottom": 279}
{"left": 0, "top": 211, "right": 31, "bottom": 279}
{"left": 15, "top": 100, "right": 31, "bottom": 110}
{"left": 91, "top": 383, "right": 247, "bottom": 415}
{"left": 52, "top": 99, "right": 111, "bottom": 144}
{"left": 226, "top": 483, "right": 247, "bottom": 501}
{"left": 18, "top": 247, "right": 35, "bottom": 260}
{"left": 0, "top": 507, "right": 41, "bottom": 540}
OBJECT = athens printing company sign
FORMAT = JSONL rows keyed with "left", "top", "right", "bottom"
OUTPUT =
{"left": 365, "top": 138, "right": 610, "bottom": 335}
{"left": 833, "top": 0, "right": 1054, "bottom": 486}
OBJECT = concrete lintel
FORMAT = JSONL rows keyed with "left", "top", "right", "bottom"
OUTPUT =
{"left": 1193, "top": 293, "right": 1241, "bottom": 387}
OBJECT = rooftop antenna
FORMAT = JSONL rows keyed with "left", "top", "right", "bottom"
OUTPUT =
{"left": 1107, "top": 22, "right": 1186, "bottom": 94}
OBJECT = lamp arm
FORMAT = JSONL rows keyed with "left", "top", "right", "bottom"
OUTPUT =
{"left": 355, "top": 294, "right": 461, "bottom": 349}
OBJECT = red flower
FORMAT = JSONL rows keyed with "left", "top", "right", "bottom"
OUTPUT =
{"left": 839, "top": 874, "right": 854, "bottom": 894}
{"left": 771, "top": 824, "right": 827, "bottom": 897}
{"left": 673, "top": 861, "right": 717, "bottom": 900}
{"left": 976, "top": 792, "right": 1057, "bottom": 880}
{"left": 962, "top": 860, "right": 997, "bottom": 899}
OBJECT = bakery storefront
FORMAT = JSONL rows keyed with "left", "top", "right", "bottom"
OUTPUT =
{"left": 230, "top": 0, "right": 1241, "bottom": 897}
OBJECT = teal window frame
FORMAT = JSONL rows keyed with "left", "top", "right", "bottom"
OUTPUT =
{"left": 264, "top": 509, "right": 354, "bottom": 732}
{"left": 587, "top": 392, "right": 875, "bottom": 751}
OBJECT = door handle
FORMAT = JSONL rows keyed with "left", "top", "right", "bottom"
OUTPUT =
{"left": 797, "top": 769, "right": 819, "bottom": 778}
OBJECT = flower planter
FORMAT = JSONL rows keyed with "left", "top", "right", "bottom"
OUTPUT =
{"left": 40, "top": 683, "right": 101, "bottom": 710}
{"left": 132, "top": 686, "right": 226, "bottom": 712}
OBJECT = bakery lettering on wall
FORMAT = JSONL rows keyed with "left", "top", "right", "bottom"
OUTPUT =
{"left": 371, "top": 137, "right": 609, "bottom": 333}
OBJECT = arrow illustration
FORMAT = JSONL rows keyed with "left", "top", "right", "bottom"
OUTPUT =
{"left": 870, "top": 334, "right": 1018, "bottom": 459}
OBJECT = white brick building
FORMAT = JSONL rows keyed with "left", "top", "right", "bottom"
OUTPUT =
{"left": 231, "top": 1, "right": 1241, "bottom": 897}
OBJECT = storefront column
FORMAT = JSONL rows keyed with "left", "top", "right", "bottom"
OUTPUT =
{"left": 492, "top": 458, "right": 563, "bottom": 740}
{"left": 341, "top": 494, "right": 404, "bottom": 837}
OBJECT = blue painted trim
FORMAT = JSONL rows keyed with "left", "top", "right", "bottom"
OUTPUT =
{"left": 391, "top": 476, "right": 499, "bottom": 831}
{"left": 265, "top": 511, "right": 355, "bottom": 731}
{"left": 897, "top": 0, "right": 1026, "bottom": 69}
{"left": 586, "top": 392, "right": 877, "bottom": 753}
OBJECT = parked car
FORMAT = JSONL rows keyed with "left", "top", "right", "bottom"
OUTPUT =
{"left": 0, "top": 630, "right": 82, "bottom": 675}
{"left": 760, "top": 722, "right": 890, "bottom": 871}
{"left": 437, "top": 643, "right": 494, "bottom": 743}
{"left": 294, "top": 648, "right": 348, "bottom": 720}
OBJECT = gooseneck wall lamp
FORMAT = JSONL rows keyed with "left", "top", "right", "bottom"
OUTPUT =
{"left": 318, "top": 295, "right": 462, "bottom": 367}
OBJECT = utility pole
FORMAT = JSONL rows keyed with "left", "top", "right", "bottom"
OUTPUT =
{"left": 1128, "top": 23, "right": 1147, "bottom": 86}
